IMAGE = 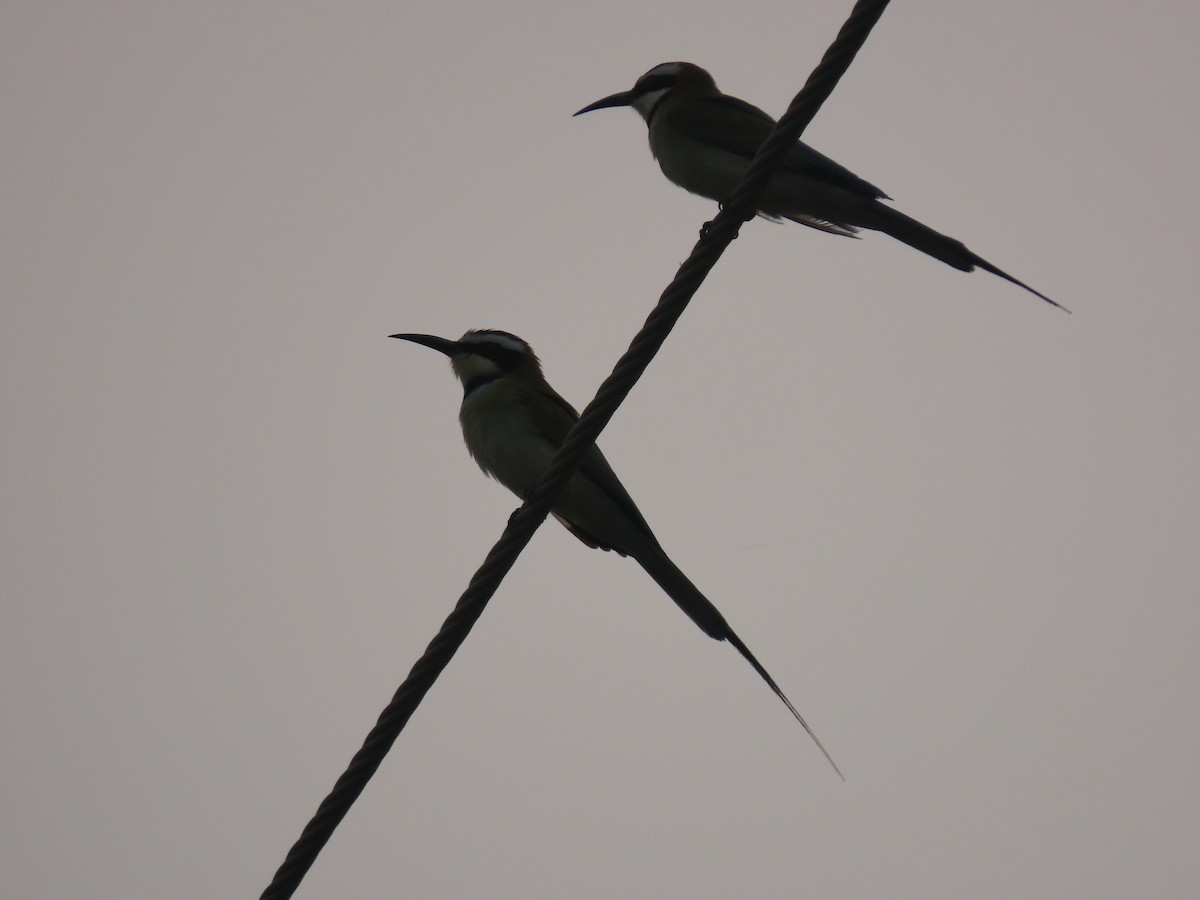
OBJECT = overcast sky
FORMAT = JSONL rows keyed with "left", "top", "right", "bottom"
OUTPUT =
{"left": 4, "top": 2, "right": 1199, "bottom": 897}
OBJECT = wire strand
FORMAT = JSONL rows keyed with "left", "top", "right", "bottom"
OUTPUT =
{"left": 259, "top": 2, "right": 892, "bottom": 895}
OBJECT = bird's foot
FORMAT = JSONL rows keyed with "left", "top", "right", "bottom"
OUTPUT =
{"left": 700, "top": 204, "right": 738, "bottom": 239}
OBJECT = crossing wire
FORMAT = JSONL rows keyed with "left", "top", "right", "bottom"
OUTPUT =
{"left": 260, "top": 1, "right": 892, "bottom": 896}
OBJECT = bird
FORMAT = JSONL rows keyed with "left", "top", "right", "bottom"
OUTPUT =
{"left": 575, "top": 61, "right": 1064, "bottom": 311}
{"left": 392, "top": 328, "right": 841, "bottom": 776}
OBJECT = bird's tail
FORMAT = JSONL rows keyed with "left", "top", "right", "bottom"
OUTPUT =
{"left": 635, "top": 548, "right": 843, "bottom": 778}
{"left": 724, "top": 630, "right": 844, "bottom": 780}
{"left": 867, "top": 204, "right": 1067, "bottom": 311}
{"left": 635, "top": 547, "right": 730, "bottom": 640}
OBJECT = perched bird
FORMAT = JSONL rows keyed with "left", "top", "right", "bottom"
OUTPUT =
{"left": 393, "top": 328, "right": 840, "bottom": 775}
{"left": 575, "top": 61, "right": 1063, "bottom": 310}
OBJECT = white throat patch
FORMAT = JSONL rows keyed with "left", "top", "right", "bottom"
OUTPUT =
{"left": 631, "top": 88, "right": 670, "bottom": 120}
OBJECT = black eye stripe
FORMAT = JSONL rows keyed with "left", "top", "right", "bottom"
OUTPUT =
{"left": 462, "top": 342, "right": 523, "bottom": 371}
{"left": 485, "top": 345, "right": 524, "bottom": 370}
{"left": 635, "top": 74, "right": 675, "bottom": 94}
{"left": 458, "top": 330, "right": 531, "bottom": 371}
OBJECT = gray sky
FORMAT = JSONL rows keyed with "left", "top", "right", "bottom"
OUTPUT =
{"left": 4, "top": 2, "right": 1198, "bottom": 897}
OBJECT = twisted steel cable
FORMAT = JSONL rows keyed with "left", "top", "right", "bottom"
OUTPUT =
{"left": 260, "top": 2, "right": 892, "bottom": 896}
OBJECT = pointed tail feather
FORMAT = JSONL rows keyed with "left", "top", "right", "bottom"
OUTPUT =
{"left": 636, "top": 549, "right": 842, "bottom": 777}
{"left": 970, "top": 255, "right": 1069, "bottom": 312}
{"left": 725, "top": 631, "right": 844, "bottom": 779}
{"left": 869, "top": 205, "right": 1068, "bottom": 311}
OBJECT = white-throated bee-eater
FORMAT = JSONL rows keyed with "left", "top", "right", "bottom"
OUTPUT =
{"left": 576, "top": 61, "right": 1063, "bottom": 310}
{"left": 393, "top": 328, "right": 841, "bottom": 775}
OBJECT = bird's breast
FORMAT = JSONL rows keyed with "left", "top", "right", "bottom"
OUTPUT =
{"left": 648, "top": 119, "right": 750, "bottom": 204}
{"left": 458, "top": 386, "right": 556, "bottom": 497}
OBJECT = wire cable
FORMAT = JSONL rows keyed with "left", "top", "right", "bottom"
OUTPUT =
{"left": 260, "top": 2, "right": 892, "bottom": 895}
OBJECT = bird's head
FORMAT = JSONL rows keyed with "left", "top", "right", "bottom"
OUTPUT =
{"left": 574, "top": 62, "right": 717, "bottom": 122}
{"left": 391, "top": 329, "right": 543, "bottom": 394}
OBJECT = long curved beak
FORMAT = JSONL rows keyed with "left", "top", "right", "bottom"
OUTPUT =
{"left": 390, "top": 333, "right": 460, "bottom": 357}
{"left": 574, "top": 90, "right": 635, "bottom": 116}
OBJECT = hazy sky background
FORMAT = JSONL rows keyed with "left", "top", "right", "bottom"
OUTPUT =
{"left": 4, "top": 2, "right": 1198, "bottom": 897}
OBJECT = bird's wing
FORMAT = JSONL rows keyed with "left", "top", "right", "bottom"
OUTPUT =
{"left": 669, "top": 94, "right": 889, "bottom": 200}
{"left": 783, "top": 138, "right": 890, "bottom": 200}
{"left": 663, "top": 93, "right": 776, "bottom": 156}
{"left": 520, "top": 386, "right": 660, "bottom": 554}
